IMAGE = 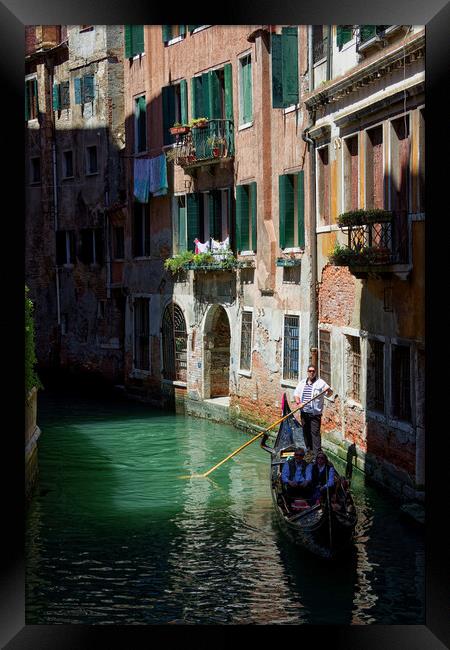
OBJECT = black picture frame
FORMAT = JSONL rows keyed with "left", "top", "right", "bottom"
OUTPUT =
{"left": 2, "top": 0, "right": 449, "bottom": 647}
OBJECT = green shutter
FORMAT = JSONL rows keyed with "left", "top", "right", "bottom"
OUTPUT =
{"left": 192, "top": 76, "right": 203, "bottom": 118}
{"left": 236, "top": 185, "right": 249, "bottom": 252}
{"left": 208, "top": 191, "right": 221, "bottom": 241}
{"left": 271, "top": 34, "right": 284, "bottom": 108}
{"left": 201, "top": 72, "right": 210, "bottom": 118}
{"left": 250, "top": 182, "right": 257, "bottom": 252}
{"left": 188, "top": 25, "right": 200, "bottom": 33}
{"left": 279, "top": 174, "right": 294, "bottom": 249}
{"left": 34, "top": 78, "right": 39, "bottom": 113}
{"left": 83, "top": 75, "right": 94, "bottom": 102}
{"left": 53, "top": 84, "right": 60, "bottom": 111}
{"left": 235, "top": 185, "right": 243, "bottom": 252}
{"left": 281, "top": 26, "right": 299, "bottom": 106}
{"left": 25, "top": 82, "right": 29, "bottom": 121}
{"left": 132, "top": 25, "right": 144, "bottom": 55}
{"left": 162, "top": 86, "right": 175, "bottom": 146}
{"left": 337, "top": 25, "right": 353, "bottom": 49}
{"left": 60, "top": 81, "right": 70, "bottom": 109}
{"left": 208, "top": 70, "right": 221, "bottom": 120}
{"left": 187, "top": 193, "right": 201, "bottom": 252}
{"left": 125, "top": 25, "right": 132, "bottom": 58}
{"left": 297, "top": 171, "right": 305, "bottom": 249}
{"left": 137, "top": 96, "right": 147, "bottom": 152}
{"left": 179, "top": 25, "right": 186, "bottom": 37}
{"left": 74, "top": 77, "right": 83, "bottom": 104}
{"left": 178, "top": 199, "right": 187, "bottom": 253}
{"left": 180, "top": 80, "right": 188, "bottom": 124}
{"left": 360, "top": 25, "right": 377, "bottom": 42}
{"left": 224, "top": 63, "right": 233, "bottom": 122}
{"left": 162, "top": 25, "right": 172, "bottom": 43}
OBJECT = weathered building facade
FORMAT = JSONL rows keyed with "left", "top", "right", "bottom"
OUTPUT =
{"left": 25, "top": 25, "right": 126, "bottom": 382}
{"left": 302, "top": 25, "right": 425, "bottom": 501}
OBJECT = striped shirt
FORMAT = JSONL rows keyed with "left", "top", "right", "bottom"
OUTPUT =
{"left": 301, "top": 383, "right": 314, "bottom": 410}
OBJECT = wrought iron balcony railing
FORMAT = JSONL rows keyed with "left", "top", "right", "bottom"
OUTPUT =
{"left": 168, "top": 119, "right": 234, "bottom": 168}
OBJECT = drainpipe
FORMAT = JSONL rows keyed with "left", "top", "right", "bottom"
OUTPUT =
{"left": 49, "top": 62, "right": 61, "bottom": 330}
{"left": 303, "top": 26, "right": 318, "bottom": 366}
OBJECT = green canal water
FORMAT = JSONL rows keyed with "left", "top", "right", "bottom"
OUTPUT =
{"left": 26, "top": 388, "right": 425, "bottom": 625}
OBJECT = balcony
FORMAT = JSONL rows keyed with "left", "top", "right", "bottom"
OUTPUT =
{"left": 165, "top": 119, "right": 234, "bottom": 174}
{"left": 330, "top": 209, "right": 410, "bottom": 279}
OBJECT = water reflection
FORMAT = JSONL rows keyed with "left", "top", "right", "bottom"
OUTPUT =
{"left": 26, "top": 390, "right": 424, "bottom": 625}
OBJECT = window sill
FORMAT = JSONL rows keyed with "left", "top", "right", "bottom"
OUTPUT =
{"left": 130, "top": 369, "right": 151, "bottom": 378}
{"left": 191, "top": 26, "right": 211, "bottom": 34}
{"left": 165, "top": 36, "right": 184, "bottom": 46}
{"left": 282, "top": 247, "right": 303, "bottom": 253}
{"left": 85, "top": 171, "right": 99, "bottom": 177}
{"left": 313, "top": 56, "right": 327, "bottom": 67}
{"left": 62, "top": 176, "right": 74, "bottom": 181}
{"left": 238, "top": 369, "right": 252, "bottom": 378}
{"left": 112, "top": 257, "right": 125, "bottom": 262}
{"left": 283, "top": 104, "right": 300, "bottom": 114}
{"left": 132, "top": 52, "right": 145, "bottom": 60}
{"left": 239, "top": 251, "right": 255, "bottom": 257}
{"left": 133, "top": 256, "right": 151, "bottom": 261}
{"left": 316, "top": 224, "right": 340, "bottom": 233}
{"left": 134, "top": 151, "right": 148, "bottom": 157}
{"left": 161, "top": 378, "right": 187, "bottom": 387}
{"left": 281, "top": 380, "right": 298, "bottom": 389}
{"left": 238, "top": 121, "right": 253, "bottom": 131}
{"left": 29, "top": 181, "right": 41, "bottom": 186}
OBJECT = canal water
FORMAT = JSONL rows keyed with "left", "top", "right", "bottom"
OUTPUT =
{"left": 26, "top": 388, "right": 425, "bottom": 625}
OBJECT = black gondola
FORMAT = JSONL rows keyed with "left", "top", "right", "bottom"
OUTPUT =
{"left": 261, "top": 394, "right": 357, "bottom": 560}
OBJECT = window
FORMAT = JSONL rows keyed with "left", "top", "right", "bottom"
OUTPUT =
{"left": 53, "top": 81, "right": 70, "bottom": 111}
{"left": 86, "top": 146, "right": 98, "bottom": 174}
{"left": 342, "top": 135, "right": 359, "bottom": 212}
{"left": 79, "top": 25, "right": 94, "bottom": 32}
{"left": 283, "top": 315, "right": 299, "bottom": 381}
{"left": 162, "top": 25, "right": 186, "bottom": 44}
{"left": 365, "top": 125, "right": 384, "bottom": 209}
{"left": 312, "top": 25, "right": 329, "bottom": 63}
{"left": 239, "top": 54, "right": 253, "bottom": 125}
{"left": 236, "top": 183, "right": 257, "bottom": 253}
{"left": 63, "top": 150, "right": 74, "bottom": 178}
{"left": 336, "top": 25, "right": 353, "bottom": 50}
{"left": 346, "top": 336, "right": 361, "bottom": 402}
{"left": 283, "top": 266, "right": 301, "bottom": 284}
{"left": 188, "top": 25, "right": 207, "bottom": 33}
{"left": 135, "top": 95, "right": 147, "bottom": 153}
{"left": 133, "top": 297, "right": 150, "bottom": 371}
{"left": 25, "top": 77, "right": 38, "bottom": 121}
{"left": 125, "top": 25, "right": 144, "bottom": 58}
{"left": 191, "top": 65, "right": 233, "bottom": 122}
{"left": 97, "top": 300, "right": 106, "bottom": 319}
{"left": 240, "top": 311, "right": 253, "bottom": 371}
{"left": 391, "top": 344, "right": 411, "bottom": 422}
{"left": 279, "top": 172, "right": 305, "bottom": 249}
{"left": 56, "top": 231, "right": 76, "bottom": 265}
{"left": 271, "top": 26, "right": 299, "bottom": 108}
{"left": 113, "top": 226, "right": 125, "bottom": 259}
{"left": 79, "top": 228, "right": 104, "bottom": 265}
{"left": 74, "top": 74, "right": 95, "bottom": 105}
{"left": 30, "top": 157, "right": 41, "bottom": 184}
{"left": 390, "top": 115, "right": 410, "bottom": 212}
{"left": 367, "top": 339, "right": 384, "bottom": 412}
{"left": 61, "top": 313, "right": 68, "bottom": 335}
{"left": 358, "top": 25, "right": 389, "bottom": 45}
{"left": 317, "top": 145, "right": 330, "bottom": 227}
{"left": 162, "top": 303, "right": 187, "bottom": 382}
{"left": 133, "top": 203, "right": 150, "bottom": 257}
{"left": 162, "top": 81, "right": 188, "bottom": 146}
{"left": 319, "top": 330, "right": 331, "bottom": 386}
{"left": 185, "top": 190, "right": 232, "bottom": 252}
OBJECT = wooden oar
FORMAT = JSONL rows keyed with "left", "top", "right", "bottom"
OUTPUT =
{"left": 179, "top": 388, "right": 330, "bottom": 479}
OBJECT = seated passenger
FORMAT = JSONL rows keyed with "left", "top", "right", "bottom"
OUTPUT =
{"left": 281, "top": 447, "right": 312, "bottom": 500}
{"left": 310, "top": 451, "right": 335, "bottom": 504}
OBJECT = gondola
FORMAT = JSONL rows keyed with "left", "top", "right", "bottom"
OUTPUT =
{"left": 261, "top": 394, "right": 357, "bottom": 560}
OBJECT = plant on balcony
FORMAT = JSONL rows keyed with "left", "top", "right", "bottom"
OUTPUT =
{"left": 328, "top": 243, "right": 359, "bottom": 266}
{"left": 164, "top": 145, "right": 181, "bottom": 163}
{"left": 169, "top": 122, "right": 190, "bottom": 136}
{"left": 329, "top": 243, "right": 391, "bottom": 267}
{"left": 190, "top": 117, "right": 209, "bottom": 128}
{"left": 206, "top": 135, "right": 226, "bottom": 157}
{"left": 337, "top": 209, "right": 393, "bottom": 228}
{"left": 164, "top": 250, "right": 238, "bottom": 273}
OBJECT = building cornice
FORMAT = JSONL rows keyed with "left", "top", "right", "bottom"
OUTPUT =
{"left": 303, "top": 31, "right": 425, "bottom": 112}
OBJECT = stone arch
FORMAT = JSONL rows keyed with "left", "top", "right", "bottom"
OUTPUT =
{"left": 203, "top": 304, "right": 231, "bottom": 399}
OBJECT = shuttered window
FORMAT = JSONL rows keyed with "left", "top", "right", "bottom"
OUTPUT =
{"left": 135, "top": 95, "right": 147, "bottom": 153}
{"left": 187, "top": 193, "right": 201, "bottom": 252}
{"left": 336, "top": 25, "right": 353, "bottom": 50}
{"left": 56, "top": 231, "right": 76, "bottom": 265}
{"left": 239, "top": 54, "right": 253, "bottom": 125}
{"left": 162, "top": 81, "right": 188, "bottom": 145}
{"left": 191, "top": 65, "right": 233, "bottom": 122}
{"left": 236, "top": 183, "right": 257, "bottom": 253}
{"left": 391, "top": 345, "right": 411, "bottom": 422}
{"left": 25, "top": 78, "right": 38, "bottom": 121}
{"left": 162, "top": 25, "right": 186, "bottom": 43}
{"left": 133, "top": 203, "right": 150, "bottom": 257}
{"left": 176, "top": 195, "right": 187, "bottom": 253}
{"left": 279, "top": 172, "right": 305, "bottom": 249}
{"left": 125, "top": 25, "right": 144, "bottom": 58}
{"left": 79, "top": 228, "right": 104, "bottom": 265}
{"left": 271, "top": 26, "right": 299, "bottom": 108}
{"left": 74, "top": 75, "right": 95, "bottom": 105}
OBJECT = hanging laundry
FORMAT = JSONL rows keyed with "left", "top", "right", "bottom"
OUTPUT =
{"left": 150, "top": 154, "right": 168, "bottom": 197}
{"left": 194, "top": 238, "right": 210, "bottom": 254}
{"left": 133, "top": 158, "right": 151, "bottom": 203}
{"left": 211, "top": 236, "right": 230, "bottom": 260}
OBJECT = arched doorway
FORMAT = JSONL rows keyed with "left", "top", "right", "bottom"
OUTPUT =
{"left": 161, "top": 303, "right": 187, "bottom": 382}
{"left": 203, "top": 305, "right": 231, "bottom": 399}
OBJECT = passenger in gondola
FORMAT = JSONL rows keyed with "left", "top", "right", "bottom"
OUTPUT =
{"left": 310, "top": 451, "right": 335, "bottom": 504}
{"left": 281, "top": 447, "right": 312, "bottom": 500}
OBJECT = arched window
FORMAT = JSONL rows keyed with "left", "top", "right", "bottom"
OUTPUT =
{"left": 162, "top": 303, "right": 187, "bottom": 382}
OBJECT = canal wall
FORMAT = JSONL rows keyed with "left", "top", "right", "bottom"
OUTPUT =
{"left": 25, "top": 387, "right": 41, "bottom": 501}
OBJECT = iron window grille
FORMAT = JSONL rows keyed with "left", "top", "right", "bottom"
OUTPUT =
{"left": 283, "top": 315, "right": 299, "bottom": 381}
{"left": 348, "top": 336, "right": 361, "bottom": 402}
{"left": 391, "top": 345, "right": 411, "bottom": 422}
{"left": 319, "top": 330, "right": 331, "bottom": 387}
{"left": 162, "top": 304, "right": 187, "bottom": 382}
{"left": 240, "top": 311, "right": 253, "bottom": 371}
{"left": 368, "top": 339, "right": 385, "bottom": 412}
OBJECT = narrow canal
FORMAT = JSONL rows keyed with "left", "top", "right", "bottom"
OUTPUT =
{"left": 26, "top": 388, "right": 425, "bottom": 625}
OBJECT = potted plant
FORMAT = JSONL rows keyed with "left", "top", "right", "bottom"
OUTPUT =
{"left": 190, "top": 117, "right": 209, "bottom": 129}
{"left": 337, "top": 209, "right": 393, "bottom": 228}
{"left": 206, "top": 135, "right": 226, "bottom": 157}
{"left": 169, "top": 122, "right": 190, "bottom": 136}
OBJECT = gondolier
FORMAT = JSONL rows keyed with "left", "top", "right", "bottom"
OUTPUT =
{"left": 294, "top": 365, "right": 332, "bottom": 454}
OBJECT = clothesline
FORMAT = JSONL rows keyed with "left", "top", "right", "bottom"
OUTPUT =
{"left": 194, "top": 236, "right": 230, "bottom": 259}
